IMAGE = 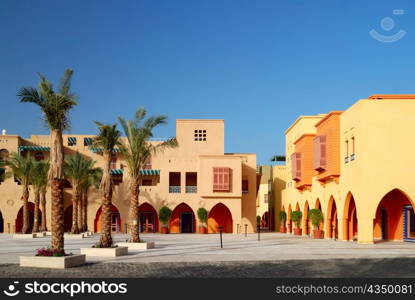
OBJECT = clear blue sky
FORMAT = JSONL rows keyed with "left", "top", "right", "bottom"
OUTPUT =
{"left": 1, "top": 0, "right": 414, "bottom": 165}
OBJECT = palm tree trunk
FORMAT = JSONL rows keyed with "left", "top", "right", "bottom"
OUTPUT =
{"left": 128, "top": 179, "right": 140, "bottom": 242}
{"left": 21, "top": 185, "right": 30, "bottom": 234}
{"left": 99, "top": 152, "right": 113, "bottom": 247}
{"left": 71, "top": 186, "right": 80, "bottom": 234}
{"left": 50, "top": 129, "right": 65, "bottom": 251}
{"left": 32, "top": 189, "right": 40, "bottom": 233}
{"left": 77, "top": 191, "right": 83, "bottom": 233}
{"left": 83, "top": 191, "right": 88, "bottom": 232}
{"left": 40, "top": 188, "right": 47, "bottom": 232}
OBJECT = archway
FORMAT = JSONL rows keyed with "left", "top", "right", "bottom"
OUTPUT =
{"left": 139, "top": 202, "right": 158, "bottom": 233}
{"left": 344, "top": 193, "right": 358, "bottom": 241}
{"left": 208, "top": 203, "right": 233, "bottom": 233}
{"left": 374, "top": 189, "right": 415, "bottom": 241}
{"left": 261, "top": 211, "right": 269, "bottom": 228}
{"left": 94, "top": 204, "right": 122, "bottom": 233}
{"left": 287, "top": 204, "right": 292, "bottom": 233}
{"left": 326, "top": 197, "right": 338, "bottom": 239}
{"left": 303, "top": 201, "right": 310, "bottom": 235}
{"left": 315, "top": 199, "right": 323, "bottom": 231}
{"left": 64, "top": 205, "right": 73, "bottom": 232}
{"left": 15, "top": 202, "right": 40, "bottom": 233}
{"left": 170, "top": 203, "right": 195, "bottom": 233}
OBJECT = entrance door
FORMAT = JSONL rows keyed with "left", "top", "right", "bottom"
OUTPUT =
{"left": 111, "top": 212, "right": 120, "bottom": 232}
{"left": 140, "top": 212, "right": 155, "bottom": 233}
{"left": 404, "top": 205, "right": 415, "bottom": 240}
{"left": 180, "top": 212, "right": 193, "bottom": 233}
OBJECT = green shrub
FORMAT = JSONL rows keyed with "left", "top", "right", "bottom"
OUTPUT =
{"left": 197, "top": 208, "right": 208, "bottom": 224}
{"left": 291, "top": 210, "right": 302, "bottom": 229}
{"left": 309, "top": 208, "right": 323, "bottom": 230}
{"left": 279, "top": 211, "right": 287, "bottom": 222}
{"left": 256, "top": 215, "right": 261, "bottom": 225}
{"left": 159, "top": 206, "right": 172, "bottom": 225}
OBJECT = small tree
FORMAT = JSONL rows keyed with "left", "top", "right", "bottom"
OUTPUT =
{"left": 256, "top": 215, "right": 261, "bottom": 225}
{"left": 309, "top": 209, "right": 323, "bottom": 230}
{"left": 279, "top": 211, "right": 287, "bottom": 225}
{"left": 159, "top": 206, "right": 172, "bottom": 227}
{"left": 291, "top": 211, "right": 302, "bottom": 229}
{"left": 197, "top": 208, "right": 208, "bottom": 227}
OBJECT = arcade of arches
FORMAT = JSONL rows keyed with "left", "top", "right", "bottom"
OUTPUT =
{"left": 281, "top": 189, "right": 415, "bottom": 243}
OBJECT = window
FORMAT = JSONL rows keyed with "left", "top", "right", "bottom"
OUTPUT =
{"left": 264, "top": 194, "right": 268, "bottom": 203}
{"left": 345, "top": 140, "right": 349, "bottom": 163}
{"left": 350, "top": 137, "right": 355, "bottom": 161}
{"left": 194, "top": 129, "right": 207, "bottom": 141}
{"left": 142, "top": 179, "right": 153, "bottom": 186}
{"left": 213, "top": 167, "right": 231, "bottom": 192}
{"left": 169, "top": 172, "right": 181, "bottom": 193}
{"left": 242, "top": 179, "right": 249, "bottom": 193}
{"left": 313, "top": 135, "right": 327, "bottom": 171}
{"left": 290, "top": 152, "right": 301, "bottom": 181}
{"left": 84, "top": 137, "right": 93, "bottom": 146}
{"left": 68, "top": 137, "right": 77, "bottom": 146}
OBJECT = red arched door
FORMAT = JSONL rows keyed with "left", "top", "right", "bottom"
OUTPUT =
{"left": 139, "top": 203, "right": 159, "bottom": 233}
{"left": 170, "top": 203, "right": 195, "bottom": 233}
{"left": 94, "top": 204, "right": 122, "bottom": 233}
{"left": 207, "top": 203, "right": 233, "bottom": 233}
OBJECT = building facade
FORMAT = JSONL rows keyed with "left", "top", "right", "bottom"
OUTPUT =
{"left": 0, "top": 119, "right": 257, "bottom": 234}
{"left": 279, "top": 95, "right": 415, "bottom": 243}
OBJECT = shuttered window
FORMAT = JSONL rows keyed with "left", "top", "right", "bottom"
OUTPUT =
{"left": 291, "top": 152, "right": 301, "bottom": 181}
{"left": 313, "top": 135, "right": 327, "bottom": 171}
{"left": 213, "top": 167, "right": 231, "bottom": 192}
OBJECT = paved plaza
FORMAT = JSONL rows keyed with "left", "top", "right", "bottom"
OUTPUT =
{"left": 1, "top": 233, "right": 415, "bottom": 277}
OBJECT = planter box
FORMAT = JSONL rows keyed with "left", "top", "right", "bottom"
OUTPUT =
{"left": 13, "top": 234, "right": 36, "bottom": 239}
{"left": 64, "top": 233, "right": 85, "bottom": 239}
{"left": 313, "top": 229, "right": 324, "bottom": 239}
{"left": 279, "top": 226, "right": 287, "bottom": 233}
{"left": 20, "top": 255, "right": 86, "bottom": 269}
{"left": 117, "top": 242, "right": 155, "bottom": 250}
{"left": 293, "top": 228, "right": 302, "bottom": 236}
{"left": 80, "top": 246, "right": 128, "bottom": 257}
{"left": 33, "top": 232, "right": 46, "bottom": 237}
{"left": 44, "top": 232, "right": 52, "bottom": 236}
{"left": 198, "top": 227, "right": 207, "bottom": 234}
{"left": 160, "top": 227, "right": 169, "bottom": 234}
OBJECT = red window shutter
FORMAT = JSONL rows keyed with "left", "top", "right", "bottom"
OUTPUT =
{"left": 213, "top": 167, "right": 219, "bottom": 191}
{"left": 313, "top": 136, "right": 320, "bottom": 170}
{"left": 320, "top": 135, "right": 327, "bottom": 169}
{"left": 223, "top": 168, "right": 229, "bottom": 191}
{"left": 296, "top": 153, "right": 301, "bottom": 179}
{"left": 313, "top": 135, "right": 327, "bottom": 171}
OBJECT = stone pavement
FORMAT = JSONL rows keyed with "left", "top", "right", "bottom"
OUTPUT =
{"left": 1, "top": 232, "right": 415, "bottom": 277}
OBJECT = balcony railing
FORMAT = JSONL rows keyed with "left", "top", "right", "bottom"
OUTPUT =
{"left": 344, "top": 156, "right": 349, "bottom": 164}
{"left": 185, "top": 186, "right": 197, "bottom": 193}
{"left": 350, "top": 153, "right": 355, "bottom": 161}
{"left": 169, "top": 186, "right": 181, "bottom": 193}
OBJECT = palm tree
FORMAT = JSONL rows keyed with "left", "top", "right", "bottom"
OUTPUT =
{"left": 93, "top": 122, "right": 122, "bottom": 247}
{"left": 3, "top": 153, "right": 35, "bottom": 233}
{"left": 118, "top": 108, "right": 177, "bottom": 242}
{"left": 18, "top": 69, "right": 77, "bottom": 250}
{"left": 80, "top": 167, "right": 102, "bottom": 232}
{"left": 32, "top": 160, "right": 49, "bottom": 233}
{"left": 64, "top": 153, "right": 98, "bottom": 234}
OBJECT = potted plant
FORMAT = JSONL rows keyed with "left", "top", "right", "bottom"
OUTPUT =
{"left": 197, "top": 208, "right": 208, "bottom": 234}
{"left": 291, "top": 210, "right": 302, "bottom": 235}
{"left": 256, "top": 215, "right": 261, "bottom": 226}
{"left": 279, "top": 211, "right": 287, "bottom": 233}
{"left": 309, "top": 208, "right": 324, "bottom": 239}
{"left": 159, "top": 206, "right": 172, "bottom": 234}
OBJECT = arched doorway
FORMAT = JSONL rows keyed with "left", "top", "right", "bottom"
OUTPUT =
{"left": 208, "top": 203, "right": 233, "bottom": 233}
{"left": 15, "top": 202, "right": 40, "bottom": 233}
{"left": 170, "top": 203, "right": 195, "bottom": 233}
{"left": 344, "top": 193, "right": 358, "bottom": 241}
{"left": 326, "top": 196, "right": 338, "bottom": 239}
{"left": 374, "top": 189, "right": 414, "bottom": 241}
{"left": 139, "top": 202, "right": 158, "bottom": 233}
{"left": 315, "top": 199, "right": 323, "bottom": 231}
{"left": 261, "top": 211, "right": 269, "bottom": 229}
{"left": 94, "top": 204, "right": 122, "bottom": 233}
{"left": 303, "top": 201, "right": 310, "bottom": 235}
{"left": 287, "top": 204, "right": 292, "bottom": 233}
{"left": 64, "top": 205, "right": 73, "bottom": 232}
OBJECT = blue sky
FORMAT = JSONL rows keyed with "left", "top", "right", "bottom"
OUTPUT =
{"left": 1, "top": 0, "right": 414, "bottom": 165}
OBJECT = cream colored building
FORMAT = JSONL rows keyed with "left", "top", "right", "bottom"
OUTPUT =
{"left": 0, "top": 119, "right": 257, "bottom": 234}
{"left": 278, "top": 95, "right": 415, "bottom": 243}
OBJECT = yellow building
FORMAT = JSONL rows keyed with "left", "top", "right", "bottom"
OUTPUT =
{"left": 278, "top": 95, "right": 415, "bottom": 243}
{"left": 0, "top": 119, "right": 257, "bottom": 234}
